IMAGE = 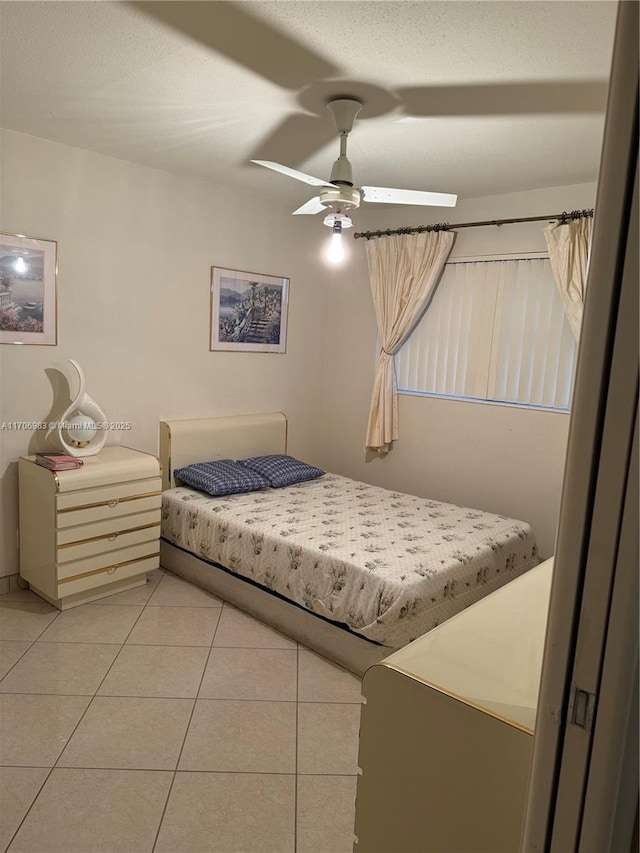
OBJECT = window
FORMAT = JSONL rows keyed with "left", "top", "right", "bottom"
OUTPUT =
{"left": 395, "top": 254, "right": 577, "bottom": 411}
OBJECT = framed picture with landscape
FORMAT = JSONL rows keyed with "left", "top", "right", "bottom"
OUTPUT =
{"left": 210, "top": 266, "right": 289, "bottom": 353}
{"left": 0, "top": 232, "right": 57, "bottom": 345}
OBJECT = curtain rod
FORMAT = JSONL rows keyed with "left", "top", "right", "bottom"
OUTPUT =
{"left": 352, "top": 208, "right": 594, "bottom": 240}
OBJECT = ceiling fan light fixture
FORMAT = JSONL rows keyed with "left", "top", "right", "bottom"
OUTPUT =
{"left": 323, "top": 212, "right": 353, "bottom": 229}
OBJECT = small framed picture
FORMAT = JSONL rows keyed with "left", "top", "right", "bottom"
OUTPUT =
{"left": 0, "top": 233, "right": 57, "bottom": 345}
{"left": 210, "top": 266, "right": 289, "bottom": 353}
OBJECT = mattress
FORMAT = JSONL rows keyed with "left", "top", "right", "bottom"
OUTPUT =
{"left": 161, "top": 473, "right": 540, "bottom": 648}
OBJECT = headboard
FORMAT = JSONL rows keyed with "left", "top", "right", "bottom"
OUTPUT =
{"left": 159, "top": 412, "right": 288, "bottom": 491}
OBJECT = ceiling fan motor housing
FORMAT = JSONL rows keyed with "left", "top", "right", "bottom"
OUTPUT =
{"left": 319, "top": 185, "right": 361, "bottom": 211}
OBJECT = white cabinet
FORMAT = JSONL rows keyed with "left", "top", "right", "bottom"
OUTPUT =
{"left": 19, "top": 446, "right": 161, "bottom": 609}
{"left": 354, "top": 558, "right": 553, "bottom": 853}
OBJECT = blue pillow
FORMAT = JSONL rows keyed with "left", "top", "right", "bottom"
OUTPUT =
{"left": 238, "top": 454, "right": 324, "bottom": 488}
{"left": 174, "top": 460, "right": 270, "bottom": 496}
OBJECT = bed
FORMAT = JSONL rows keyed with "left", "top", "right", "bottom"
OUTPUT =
{"left": 159, "top": 412, "right": 540, "bottom": 675}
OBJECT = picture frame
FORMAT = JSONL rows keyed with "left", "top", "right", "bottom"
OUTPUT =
{"left": 210, "top": 266, "right": 289, "bottom": 353}
{"left": 0, "top": 233, "right": 57, "bottom": 345}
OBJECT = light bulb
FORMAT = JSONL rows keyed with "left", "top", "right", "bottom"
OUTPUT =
{"left": 326, "top": 230, "right": 345, "bottom": 264}
{"left": 14, "top": 256, "right": 27, "bottom": 274}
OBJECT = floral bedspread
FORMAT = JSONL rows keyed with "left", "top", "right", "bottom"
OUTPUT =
{"left": 161, "top": 474, "right": 539, "bottom": 648}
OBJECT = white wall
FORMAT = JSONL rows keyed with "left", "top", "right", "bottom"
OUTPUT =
{"left": 320, "top": 183, "right": 598, "bottom": 557}
{"left": 0, "top": 129, "right": 331, "bottom": 576}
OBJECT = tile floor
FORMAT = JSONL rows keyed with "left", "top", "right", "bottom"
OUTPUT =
{"left": 0, "top": 569, "right": 363, "bottom": 852}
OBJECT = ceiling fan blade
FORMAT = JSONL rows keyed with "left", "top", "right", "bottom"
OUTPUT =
{"left": 397, "top": 81, "right": 609, "bottom": 117}
{"left": 129, "top": 2, "right": 340, "bottom": 91}
{"left": 252, "top": 160, "right": 333, "bottom": 188}
{"left": 247, "top": 112, "right": 337, "bottom": 168}
{"left": 292, "top": 197, "right": 326, "bottom": 215}
{"left": 361, "top": 187, "right": 457, "bottom": 207}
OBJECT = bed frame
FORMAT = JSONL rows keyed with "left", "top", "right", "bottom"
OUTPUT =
{"left": 159, "top": 412, "right": 391, "bottom": 675}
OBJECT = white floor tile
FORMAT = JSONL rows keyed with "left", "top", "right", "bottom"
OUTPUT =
{"left": 126, "top": 606, "right": 220, "bottom": 646}
{"left": 0, "top": 601, "right": 58, "bottom": 642}
{"left": 298, "top": 649, "right": 363, "bottom": 703}
{"left": 179, "top": 699, "right": 296, "bottom": 773}
{"left": 88, "top": 580, "right": 157, "bottom": 606}
{"left": 0, "top": 643, "right": 120, "bottom": 695}
{"left": 98, "top": 644, "right": 209, "bottom": 698}
{"left": 155, "top": 772, "right": 295, "bottom": 853}
{"left": 7, "top": 768, "right": 172, "bottom": 852}
{"left": 213, "top": 606, "right": 296, "bottom": 648}
{"left": 0, "top": 694, "right": 91, "bottom": 767}
{"left": 0, "top": 766, "right": 49, "bottom": 852}
{"left": 57, "top": 696, "right": 193, "bottom": 770}
{"left": 37, "top": 605, "right": 143, "bottom": 644}
{"left": 0, "top": 642, "right": 31, "bottom": 681}
{"left": 297, "top": 703, "right": 362, "bottom": 775}
{"left": 199, "top": 647, "right": 297, "bottom": 701}
{"left": 147, "top": 572, "right": 223, "bottom": 607}
{"left": 296, "top": 774, "right": 358, "bottom": 853}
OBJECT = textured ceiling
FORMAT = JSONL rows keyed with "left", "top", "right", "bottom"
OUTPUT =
{"left": 0, "top": 1, "right": 617, "bottom": 211}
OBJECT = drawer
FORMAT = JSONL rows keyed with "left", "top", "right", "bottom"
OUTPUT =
{"left": 57, "top": 509, "right": 161, "bottom": 546}
{"left": 57, "top": 477, "right": 162, "bottom": 512}
{"left": 57, "top": 522, "right": 160, "bottom": 564}
{"left": 57, "top": 554, "right": 159, "bottom": 599}
{"left": 57, "top": 492, "right": 162, "bottom": 529}
{"left": 57, "top": 541, "right": 160, "bottom": 581}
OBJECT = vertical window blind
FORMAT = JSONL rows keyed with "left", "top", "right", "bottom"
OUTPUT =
{"left": 395, "top": 255, "right": 577, "bottom": 410}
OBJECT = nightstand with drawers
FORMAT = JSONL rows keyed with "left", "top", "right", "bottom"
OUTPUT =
{"left": 18, "top": 446, "right": 162, "bottom": 609}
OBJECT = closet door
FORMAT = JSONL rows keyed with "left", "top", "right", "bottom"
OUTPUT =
{"left": 522, "top": 2, "right": 639, "bottom": 849}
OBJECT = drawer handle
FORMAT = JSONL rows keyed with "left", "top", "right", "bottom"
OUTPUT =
{"left": 107, "top": 532, "right": 120, "bottom": 541}
{"left": 106, "top": 564, "right": 118, "bottom": 575}
{"left": 108, "top": 499, "right": 120, "bottom": 508}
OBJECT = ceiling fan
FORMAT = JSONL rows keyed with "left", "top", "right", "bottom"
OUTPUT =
{"left": 252, "top": 97, "right": 457, "bottom": 261}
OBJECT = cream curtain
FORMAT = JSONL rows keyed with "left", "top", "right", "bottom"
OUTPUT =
{"left": 365, "top": 230, "right": 455, "bottom": 452}
{"left": 544, "top": 217, "right": 593, "bottom": 340}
